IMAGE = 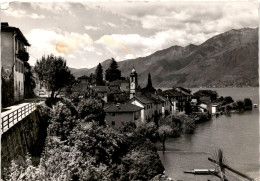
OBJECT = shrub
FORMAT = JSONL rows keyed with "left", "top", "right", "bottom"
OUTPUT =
{"left": 244, "top": 98, "right": 253, "bottom": 110}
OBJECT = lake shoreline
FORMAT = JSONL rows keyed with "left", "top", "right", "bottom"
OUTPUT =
{"left": 158, "top": 87, "right": 259, "bottom": 180}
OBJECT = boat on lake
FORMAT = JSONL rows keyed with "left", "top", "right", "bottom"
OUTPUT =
{"left": 184, "top": 169, "right": 218, "bottom": 175}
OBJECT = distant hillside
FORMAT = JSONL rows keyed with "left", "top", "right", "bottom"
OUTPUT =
{"left": 69, "top": 68, "right": 89, "bottom": 78}
{"left": 71, "top": 27, "right": 258, "bottom": 88}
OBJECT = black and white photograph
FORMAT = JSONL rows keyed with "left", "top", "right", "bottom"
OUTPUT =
{"left": 0, "top": 1, "right": 259, "bottom": 180}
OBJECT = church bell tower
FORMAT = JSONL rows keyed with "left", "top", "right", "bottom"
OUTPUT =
{"left": 130, "top": 67, "right": 138, "bottom": 99}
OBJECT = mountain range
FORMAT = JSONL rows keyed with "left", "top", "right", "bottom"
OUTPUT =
{"left": 70, "top": 27, "right": 258, "bottom": 88}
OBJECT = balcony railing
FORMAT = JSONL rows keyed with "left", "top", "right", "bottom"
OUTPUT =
{"left": 1, "top": 102, "right": 37, "bottom": 133}
{"left": 17, "top": 50, "right": 29, "bottom": 62}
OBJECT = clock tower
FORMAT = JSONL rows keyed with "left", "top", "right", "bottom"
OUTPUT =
{"left": 130, "top": 67, "right": 138, "bottom": 99}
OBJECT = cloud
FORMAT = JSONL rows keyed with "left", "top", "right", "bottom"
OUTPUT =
{"left": 3, "top": 6, "right": 45, "bottom": 19}
{"left": 97, "top": 1, "right": 258, "bottom": 34}
{"left": 84, "top": 25, "right": 101, "bottom": 31}
{"left": 30, "top": 2, "right": 72, "bottom": 14}
{"left": 56, "top": 33, "right": 93, "bottom": 55}
{"left": 0, "top": 2, "right": 10, "bottom": 10}
{"left": 5, "top": 1, "right": 257, "bottom": 69}
{"left": 26, "top": 29, "right": 94, "bottom": 67}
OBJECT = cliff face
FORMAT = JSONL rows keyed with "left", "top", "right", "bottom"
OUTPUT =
{"left": 71, "top": 27, "right": 258, "bottom": 88}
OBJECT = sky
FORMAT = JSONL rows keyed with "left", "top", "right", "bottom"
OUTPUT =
{"left": 1, "top": 1, "right": 258, "bottom": 69}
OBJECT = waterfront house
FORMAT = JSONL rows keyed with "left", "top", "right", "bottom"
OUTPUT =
{"left": 128, "top": 94, "right": 169, "bottom": 122}
{"left": 128, "top": 95, "right": 156, "bottom": 122}
{"left": 161, "top": 89, "right": 188, "bottom": 113}
{"left": 104, "top": 103, "right": 143, "bottom": 129}
{"left": 194, "top": 90, "right": 218, "bottom": 102}
{"left": 1, "top": 22, "right": 30, "bottom": 106}
{"left": 211, "top": 104, "right": 218, "bottom": 114}
{"left": 151, "top": 94, "right": 172, "bottom": 117}
{"left": 198, "top": 101, "right": 213, "bottom": 114}
{"left": 174, "top": 87, "right": 192, "bottom": 101}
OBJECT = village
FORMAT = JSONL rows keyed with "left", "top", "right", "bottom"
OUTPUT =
{"left": 2, "top": 22, "right": 255, "bottom": 130}
{"left": 1, "top": 22, "right": 256, "bottom": 181}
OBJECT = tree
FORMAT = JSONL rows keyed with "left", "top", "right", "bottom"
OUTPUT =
{"left": 158, "top": 125, "right": 172, "bottom": 152}
{"left": 24, "top": 62, "right": 36, "bottom": 98}
{"left": 236, "top": 100, "right": 244, "bottom": 111}
{"left": 95, "top": 63, "right": 104, "bottom": 86}
{"left": 223, "top": 96, "right": 234, "bottom": 105}
{"left": 244, "top": 98, "right": 252, "bottom": 110}
{"left": 34, "top": 54, "right": 75, "bottom": 99}
{"left": 105, "top": 58, "right": 121, "bottom": 82}
{"left": 142, "top": 73, "right": 156, "bottom": 94}
{"left": 184, "top": 101, "right": 192, "bottom": 115}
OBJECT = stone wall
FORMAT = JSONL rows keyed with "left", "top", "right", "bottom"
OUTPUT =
{"left": 1, "top": 109, "right": 48, "bottom": 175}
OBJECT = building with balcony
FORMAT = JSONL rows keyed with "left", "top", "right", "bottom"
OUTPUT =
{"left": 1, "top": 22, "right": 30, "bottom": 106}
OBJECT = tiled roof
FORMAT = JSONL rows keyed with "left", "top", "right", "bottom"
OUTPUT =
{"left": 109, "top": 79, "right": 129, "bottom": 86}
{"left": 163, "top": 89, "right": 185, "bottom": 97}
{"left": 72, "top": 83, "right": 89, "bottom": 91}
{"left": 150, "top": 94, "right": 165, "bottom": 103}
{"left": 91, "top": 86, "right": 110, "bottom": 93}
{"left": 1, "top": 23, "right": 30, "bottom": 46}
{"left": 134, "top": 95, "right": 155, "bottom": 104}
{"left": 78, "top": 75, "right": 90, "bottom": 79}
{"left": 104, "top": 103, "right": 143, "bottom": 113}
{"left": 175, "top": 87, "right": 192, "bottom": 94}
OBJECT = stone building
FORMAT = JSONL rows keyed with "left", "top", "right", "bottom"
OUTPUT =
{"left": 104, "top": 103, "right": 143, "bottom": 129}
{"left": 1, "top": 22, "right": 30, "bottom": 106}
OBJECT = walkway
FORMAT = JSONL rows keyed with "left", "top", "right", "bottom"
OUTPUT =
{"left": 1, "top": 99, "right": 45, "bottom": 133}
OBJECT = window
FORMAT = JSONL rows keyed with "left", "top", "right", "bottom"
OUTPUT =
{"left": 18, "top": 62, "right": 20, "bottom": 73}
{"left": 112, "top": 113, "right": 115, "bottom": 116}
{"left": 15, "top": 39, "right": 18, "bottom": 50}
{"left": 112, "top": 121, "right": 115, "bottom": 126}
{"left": 15, "top": 60, "right": 18, "bottom": 71}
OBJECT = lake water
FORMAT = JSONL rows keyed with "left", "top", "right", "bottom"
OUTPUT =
{"left": 158, "top": 87, "right": 259, "bottom": 181}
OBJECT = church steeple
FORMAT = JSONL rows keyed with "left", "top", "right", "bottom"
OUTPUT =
{"left": 130, "top": 66, "right": 138, "bottom": 99}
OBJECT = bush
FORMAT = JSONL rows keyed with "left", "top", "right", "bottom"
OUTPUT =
{"left": 5, "top": 97, "right": 165, "bottom": 181}
{"left": 236, "top": 100, "right": 245, "bottom": 111}
{"left": 77, "top": 98, "right": 105, "bottom": 125}
{"left": 244, "top": 98, "right": 253, "bottom": 110}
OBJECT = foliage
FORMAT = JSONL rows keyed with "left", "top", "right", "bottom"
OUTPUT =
{"left": 184, "top": 101, "right": 192, "bottom": 115}
{"left": 244, "top": 98, "right": 252, "bottom": 110}
{"left": 194, "top": 90, "right": 218, "bottom": 101}
{"left": 34, "top": 54, "right": 75, "bottom": 99}
{"left": 95, "top": 63, "right": 105, "bottom": 86}
{"left": 225, "top": 104, "right": 232, "bottom": 113}
{"left": 24, "top": 62, "right": 36, "bottom": 99}
{"left": 77, "top": 97, "right": 105, "bottom": 125}
{"left": 105, "top": 58, "right": 122, "bottom": 82}
{"left": 48, "top": 100, "right": 79, "bottom": 140}
{"left": 223, "top": 96, "right": 234, "bottom": 105}
{"left": 236, "top": 100, "right": 245, "bottom": 111}
{"left": 158, "top": 125, "right": 173, "bottom": 152}
{"left": 5, "top": 97, "right": 164, "bottom": 180}
{"left": 142, "top": 73, "right": 156, "bottom": 94}
{"left": 135, "top": 121, "right": 158, "bottom": 143}
{"left": 159, "top": 114, "right": 196, "bottom": 137}
{"left": 1, "top": 76, "right": 14, "bottom": 108}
